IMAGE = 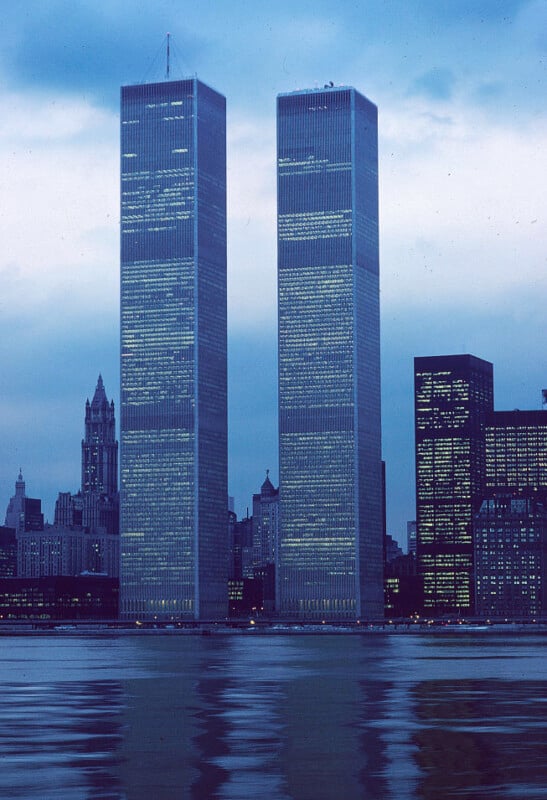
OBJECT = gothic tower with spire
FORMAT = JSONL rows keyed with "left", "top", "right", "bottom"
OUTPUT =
{"left": 81, "top": 375, "right": 119, "bottom": 533}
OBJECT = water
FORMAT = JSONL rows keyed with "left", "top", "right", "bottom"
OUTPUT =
{"left": 0, "top": 633, "right": 545, "bottom": 799}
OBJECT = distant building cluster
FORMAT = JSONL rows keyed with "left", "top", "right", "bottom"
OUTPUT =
{"left": 1, "top": 73, "right": 545, "bottom": 624}
{"left": 0, "top": 377, "right": 119, "bottom": 618}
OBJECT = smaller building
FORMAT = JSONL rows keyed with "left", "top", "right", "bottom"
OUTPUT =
{"left": 407, "top": 521, "right": 417, "bottom": 557}
{"left": 384, "top": 533, "right": 422, "bottom": 618}
{"left": 5, "top": 472, "right": 43, "bottom": 535}
{"left": 384, "top": 553, "right": 423, "bottom": 619}
{"left": 252, "top": 471, "right": 279, "bottom": 570}
{"left": 474, "top": 496, "right": 547, "bottom": 619}
{"left": 0, "top": 575, "right": 118, "bottom": 620}
{"left": 227, "top": 578, "right": 263, "bottom": 618}
{"left": 0, "top": 527, "right": 17, "bottom": 577}
{"left": 18, "top": 526, "right": 120, "bottom": 579}
{"left": 252, "top": 471, "right": 279, "bottom": 613}
{"left": 55, "top": 492, "right": 84, "bottom": 528}
{"left": 228, "top": 515, "right": 253, "bottom": 581}
{"left": 385, "top": 534, "right": 403, "bottom": 564}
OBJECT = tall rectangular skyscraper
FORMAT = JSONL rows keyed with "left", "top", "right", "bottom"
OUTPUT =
{"left": 277, "top": 86, "right": 383, "bottom": 620}
{"left": 414, "top": 354, "right": 493, "bottom": 615}
{"left": 120, "top": 78, "right": 227, "bottom": 620}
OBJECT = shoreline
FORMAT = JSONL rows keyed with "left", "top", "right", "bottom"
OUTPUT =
{"left": 0, "top": 622, "right": 546, "bottom": 637}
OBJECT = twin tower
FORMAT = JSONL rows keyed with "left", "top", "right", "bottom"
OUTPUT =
{"left": 120, "top": 78, "right": 383, "bottom": 621}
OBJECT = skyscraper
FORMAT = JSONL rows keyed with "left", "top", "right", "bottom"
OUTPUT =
{"left": 82, "top": 375, "right": 118, "bottom": 534}
{"left": 276, "top": 85, "right": 383, "bottom": 620}
{"left": 82, "top": 376, "right": 118, "bottom": 495}
{"left": 474, "top": 496, "right": 547, "bottom": 618}
{"left": 414, "top": 354, "right": 493, "bottom": 615}
{"left": 120, "top": 78, "right": 227, "bottom": 620}
{"left": 474, "top": 407, "right": 547, "bottom": 618}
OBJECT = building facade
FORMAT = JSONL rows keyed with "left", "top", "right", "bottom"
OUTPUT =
{"left": 18, "top": 526, "right": 120, "bottom": 579}
{"left": 0, "top": 575, "right": 118, "bottom": 620}
{"left": 407, "top": 521, "right": 417, "bottom": 557}
{"left": 0, "top": 527, "right": 17, "bottom": 578}
{"left": 120, "top": 78, "right": 227, "bottom": 620}
{"left": 277, "top": 85, "right": 383, "bottom": 619}
{"left": 4, "top": 472, "right": 42, "bottom": 536}
{"left": 414, "top": 354, "right": 494, "bottom": 614}
{"left": 475, "top": 496, "right": 546, "bottom": 618}
{"left": 484, "top": 409, "right": 547, "bottom": 497}
{"left": 474, "top": 408, "right": 547, "bottom": 618}
{"left": 252, "top": 471, "right": 279, "bottom": 570}
{"left": 54, "top": 491, "right": 83, "bottom": 528}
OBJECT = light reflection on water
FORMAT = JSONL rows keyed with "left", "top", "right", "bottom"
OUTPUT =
{"left": 0, "top": 634, "right": 544, "bottom": 799}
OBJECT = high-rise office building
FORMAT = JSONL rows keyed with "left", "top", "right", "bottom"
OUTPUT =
{"left": 252, "top": 471, "right": 279, "bottom": 570}
{"left": 120, "top": 78, "right": 227, "bottom": 620}
{"left": 414, "top": 354, "right": 493, "bottom": 614}
{"left": 484, "top": 409, "right": 547, "bottom": 497}
{"left": 474, "top": 407, "right": 547, "bottom": 618}
{"left": 277, "top": 85, "right": 383, "bottom": 620}
{"left": 474, "top": 495, "right": 547, "bottom": 618}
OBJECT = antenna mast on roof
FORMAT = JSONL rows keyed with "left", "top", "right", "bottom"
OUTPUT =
{"left": 166, "top": 32, "right": 170, "bottom": 79}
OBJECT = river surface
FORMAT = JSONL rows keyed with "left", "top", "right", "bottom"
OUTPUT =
{"left": 0, "top": 632, "right": 545, "bottom": 799}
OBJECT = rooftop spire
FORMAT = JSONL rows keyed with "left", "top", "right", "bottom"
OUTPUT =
{"left": 261, "top": 469, "right": 276, "bottom": 495}
{"left": 166, "top": 32, "right": 170, "bottom": 79}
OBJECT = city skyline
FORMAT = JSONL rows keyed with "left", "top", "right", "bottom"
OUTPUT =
{"left": 0, "top": 1, "right": 545, "bottom": 540}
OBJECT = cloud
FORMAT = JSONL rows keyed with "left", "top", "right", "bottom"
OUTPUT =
{"left": 0, "top": 2, "right": 207, "bottom": 103}
{"left": 227, "top": 114, "right": 277, "bottom": 329}
{"left": 379, "top": 99, "right": 547, "bottom": 310}
{"left": 410, "top": 68, "right": 456, "bottom": 100}
{"left": 0, "top": 89, "right": 118, "bottom": 320}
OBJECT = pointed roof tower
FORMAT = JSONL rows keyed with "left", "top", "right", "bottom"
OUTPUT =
{"left": 82, "top": 375, "right": 118, "bottom": 496}
{"left": 260, "top": 469, "right": 277, "bottom": 497}
{"left": 15, "top": 469, "right": 25, "bottom": 496}
{"left": 5, "top": 470, "right": 27, "bottom": 531}
{"left": 91, "top": 374, "right": 107, "bottom": 409}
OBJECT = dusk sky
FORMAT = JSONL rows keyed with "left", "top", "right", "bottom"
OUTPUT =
{"left": 1, "top": 0, "right": 545, "bottom": 542}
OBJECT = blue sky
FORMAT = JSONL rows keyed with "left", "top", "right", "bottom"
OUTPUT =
{"left": 0, "top": 0, "right": 546, "bottom": 543}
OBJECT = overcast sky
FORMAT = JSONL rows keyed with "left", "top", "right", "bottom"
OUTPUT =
{"left": 0, "top": 0, "right": 545, "bottom": 541}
